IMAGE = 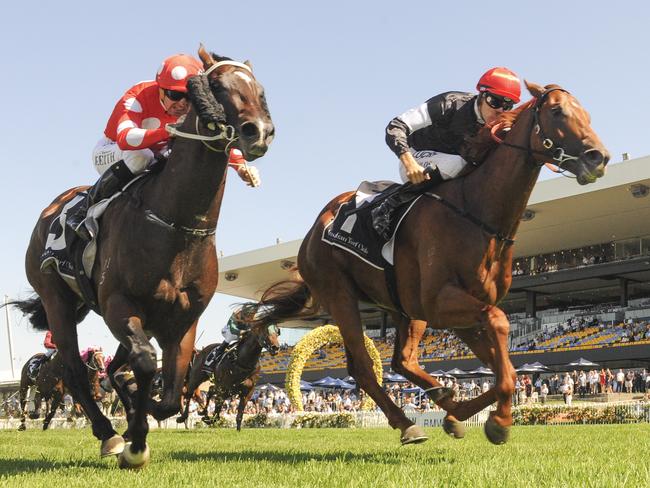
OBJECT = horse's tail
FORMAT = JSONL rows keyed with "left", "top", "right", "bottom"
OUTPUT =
{"left": 7, "top": 295, "right": 49, "bottom": 331}
{"left": 247, "top": 273, "right": 319, "bottom": 327}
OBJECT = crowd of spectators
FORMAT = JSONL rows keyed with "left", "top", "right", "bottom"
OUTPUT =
{"left": 512, "top": 316, "right": 650, "bottom": 352}
{"left": 513, "top": 368, "right": 650, "bottom": 407}
{"left": 512, "top": 242, "right": 616, "bottom": 277}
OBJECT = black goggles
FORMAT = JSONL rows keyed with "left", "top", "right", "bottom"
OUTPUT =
{"left": 484, "top": 93, "right": 514, "bottom": 111}
{"left": 164, "top": 89, "right": 187, "bottom": 102}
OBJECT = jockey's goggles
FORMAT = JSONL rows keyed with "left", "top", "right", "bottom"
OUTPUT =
{"left": 164, "top": 89, "right": 188, "bottom": 102}
{"left": 484, "top": 93, "right": 514, "bottom": 111}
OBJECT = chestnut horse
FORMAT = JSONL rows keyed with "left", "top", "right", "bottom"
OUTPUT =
{"left": 247, "top": 82, "right": 608, "bottom": 445}
{"left": 176, "top": 322, "right": 280, "bottom": 429}
{"left": 17, "top": 348, "right": 105, "bottom": 431}
{"left": 11, "top": 45, "right": 273, "bottom": 468}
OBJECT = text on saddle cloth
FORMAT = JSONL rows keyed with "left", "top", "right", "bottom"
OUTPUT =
{"left": 321, "top": 180, "right": 423, "bottom": 270}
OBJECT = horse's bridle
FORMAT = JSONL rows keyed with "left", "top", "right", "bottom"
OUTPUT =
{"left": 165, "top": 60, "right": 255, "bottom": 153}
{"left": 497, "top": 88, "right": 581, "bottom": 175}
{"left": 143, "top": 60, "right": 258, "bottom": 238}
{"left": 85, "top": 351, "right": 104, "bottom": 372}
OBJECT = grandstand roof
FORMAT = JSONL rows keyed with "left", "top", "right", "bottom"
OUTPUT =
{"left": 217, "top": 156, "right": 650, "bottom": 309}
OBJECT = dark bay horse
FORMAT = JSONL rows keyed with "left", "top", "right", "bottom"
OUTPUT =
{"left": 11, "top": 45, "right": 273, "bottom": 468}
{"left": 18, "top": 349, "right": 105, "bottom": 431}
{"left": 247, "top": 82, "right": 608, "bottom": 445}
{"left": 176, "top": 322, "right": 280, "bottom": 430}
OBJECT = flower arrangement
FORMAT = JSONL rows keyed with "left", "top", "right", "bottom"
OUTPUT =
{"left": 290, "top": 412, "right": 356, "bottom": 428}
{"left": 285, "top": 324, "right": 382, "bottom": 411}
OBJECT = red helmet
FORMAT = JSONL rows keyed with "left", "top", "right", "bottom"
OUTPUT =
{"left": 156, "top": 54, "right": 203, "bottom": 92}
{"left": 477, "top": 67, "right": 521, "bottom": 103}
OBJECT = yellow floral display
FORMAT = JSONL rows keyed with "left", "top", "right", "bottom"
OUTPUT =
{"left": 285, "top": 324, "right": 383, "bottom": 411}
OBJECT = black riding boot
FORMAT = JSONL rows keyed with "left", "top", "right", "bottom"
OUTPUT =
{"left": 371, "top": 167, "right": 444, "bottom": 239}
{"left": 67, "top": 160, "right": 135, "bottom": 241}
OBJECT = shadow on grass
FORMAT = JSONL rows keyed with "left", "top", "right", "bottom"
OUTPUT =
{"left": 170, "top": 448, "right": 453, "bottom": 465}
{"left": 0, "top": 457, "right": 106, "bottom": 477}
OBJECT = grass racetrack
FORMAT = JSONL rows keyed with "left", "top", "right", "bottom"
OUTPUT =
{"left": 1, "top": 424, "right": 649, "bottom": 487}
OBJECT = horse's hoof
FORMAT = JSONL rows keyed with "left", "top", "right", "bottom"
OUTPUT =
{"left": 442, "top": 416, "right": 465, "bottom": 439}
{"left": 42, "top": 423, "right": 49, "bottom": 431}
{"left": 400, "top": 425, "right": 428, "bottom": 445}
{"left": 484, "top": 415, "right": 510, "bottom": 445}
{"left": 101, "top": 434, "right": 125, "bottom": 458}
{"left": 17, "top": 424, "right": 26, "bottom": 431}
{"left": 426, "top": 387, "right": 453, "bottom": 403}
{"left": 117, "top": 442, "right": 150, "bottom": 469}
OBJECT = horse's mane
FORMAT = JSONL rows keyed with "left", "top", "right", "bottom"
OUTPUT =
{"left": 463, "top": 98, "right": 536, "bottom": 164}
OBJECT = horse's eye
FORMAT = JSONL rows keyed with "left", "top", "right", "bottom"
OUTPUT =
{"left": 551, "top": 106, "right": 564, "bottom": 117}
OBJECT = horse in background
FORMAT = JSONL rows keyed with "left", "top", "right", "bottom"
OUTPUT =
{"left": 17, "top": 348, "right": 105, "bottom": 430}
{"left": 176, "top": 322, "right": 280, "bottom": 430}
{"left": 246, "top": 82, "right": 609, "bottom": 446}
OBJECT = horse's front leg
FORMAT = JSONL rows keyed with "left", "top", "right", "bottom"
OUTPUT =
{"left": 236, "top": 385, "right": 254, "bottom": 432}
{"left": 43, "top": 387, "right": 64, "bottom": 430}
{"left": 150, "top": 321, "right": 197, "bottom": 421}
{"left": 104, "top": 295, "right": 157, "bottom": 469}
{"left": 426, "top": 284, "right": 515, "bottom": 445}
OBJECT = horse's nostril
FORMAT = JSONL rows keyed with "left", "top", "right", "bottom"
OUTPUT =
{"left": 241, "top": 122, "right": 259, "bottom": 139}
{"left": 584, "top": 149, "right": 604, "bottom": 166}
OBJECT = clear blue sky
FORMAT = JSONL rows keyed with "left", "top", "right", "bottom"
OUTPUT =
{"left": 1, "top": 1, "right": 649, "bottom": 378}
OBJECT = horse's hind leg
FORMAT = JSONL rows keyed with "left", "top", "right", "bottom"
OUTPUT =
{"left": 107, "top": 345, "right": 135, "bottom": 429}
{"left": 329, "top": 293, "right": 426, "bottom": 445}
{"left": 18, "top": 382, "right": 30, "bottom": 431}
{"left": 390, "top": 317, "right": 452, "bottom": 402}
{"left": 40, "top": 291, "right": 121, "bottom": 453}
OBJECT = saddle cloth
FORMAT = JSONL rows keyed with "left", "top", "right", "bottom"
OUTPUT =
{"left": 39, "top": 176, "right": 144, "bottom": 301}
{"left": 321, "top": 180, "right": 423, "bottom": 270}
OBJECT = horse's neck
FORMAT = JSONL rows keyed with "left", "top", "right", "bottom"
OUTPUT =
{"left": 463, "top": 109, "right": 541, "bottom": 240}
{"left": 237, "top": 337, "right": 262, "bottom": 363}
{"left": 146, "top": 112, "right": 229, "bottom": 229}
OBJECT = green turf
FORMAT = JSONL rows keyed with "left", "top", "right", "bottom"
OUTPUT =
{"left": 0, "top": 424, "right": 648, "bottom": 487}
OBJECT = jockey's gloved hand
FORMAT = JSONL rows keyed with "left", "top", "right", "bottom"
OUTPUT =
{"left": 237, "top": 165, "right": 260, "bottom": 187}
{"left": 400, "top": 152, "right": 428, "bottom": 184}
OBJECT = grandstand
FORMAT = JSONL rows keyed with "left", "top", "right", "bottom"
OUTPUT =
{"left": 216, "top": 156, "right": 650, "bottom": 381}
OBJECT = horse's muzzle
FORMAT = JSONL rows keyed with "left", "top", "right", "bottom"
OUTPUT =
{"left": 240, "top": 121, "right": 274, "bottom": 160}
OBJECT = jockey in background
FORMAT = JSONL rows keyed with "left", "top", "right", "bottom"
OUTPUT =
{"left": 204, "top": 307, "right": 252, "bottom": 368}
{"left": 27, "top": 330, "right": 58, "bottom": 380}
{"left": 44, "top": 330, "right": 57, "bottom": 359}
{"left": 69, "top": 53, "right": 260, "bottom": 240}
{"left": 372, "top": 67, "right": 521, "bottom": 234}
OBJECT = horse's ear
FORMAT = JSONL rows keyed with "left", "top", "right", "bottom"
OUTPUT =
{"left": 198, "top": 43, "right": 215, "bottom": 68}
{"left": 244, "top": 60, "right": 253, "bottom": 70}
{"left": 525, "top": 80, "right": 544, "bottom": 98}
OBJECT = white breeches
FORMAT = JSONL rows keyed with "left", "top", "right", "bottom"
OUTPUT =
{"left": 399, "top": 149, "right": 469, "bottom": 183}
{"left": 92, "top": 137, "right": 154, "bottom": 175}
{"left": 221, "top": 324, "right": 239, "bottom": 343}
